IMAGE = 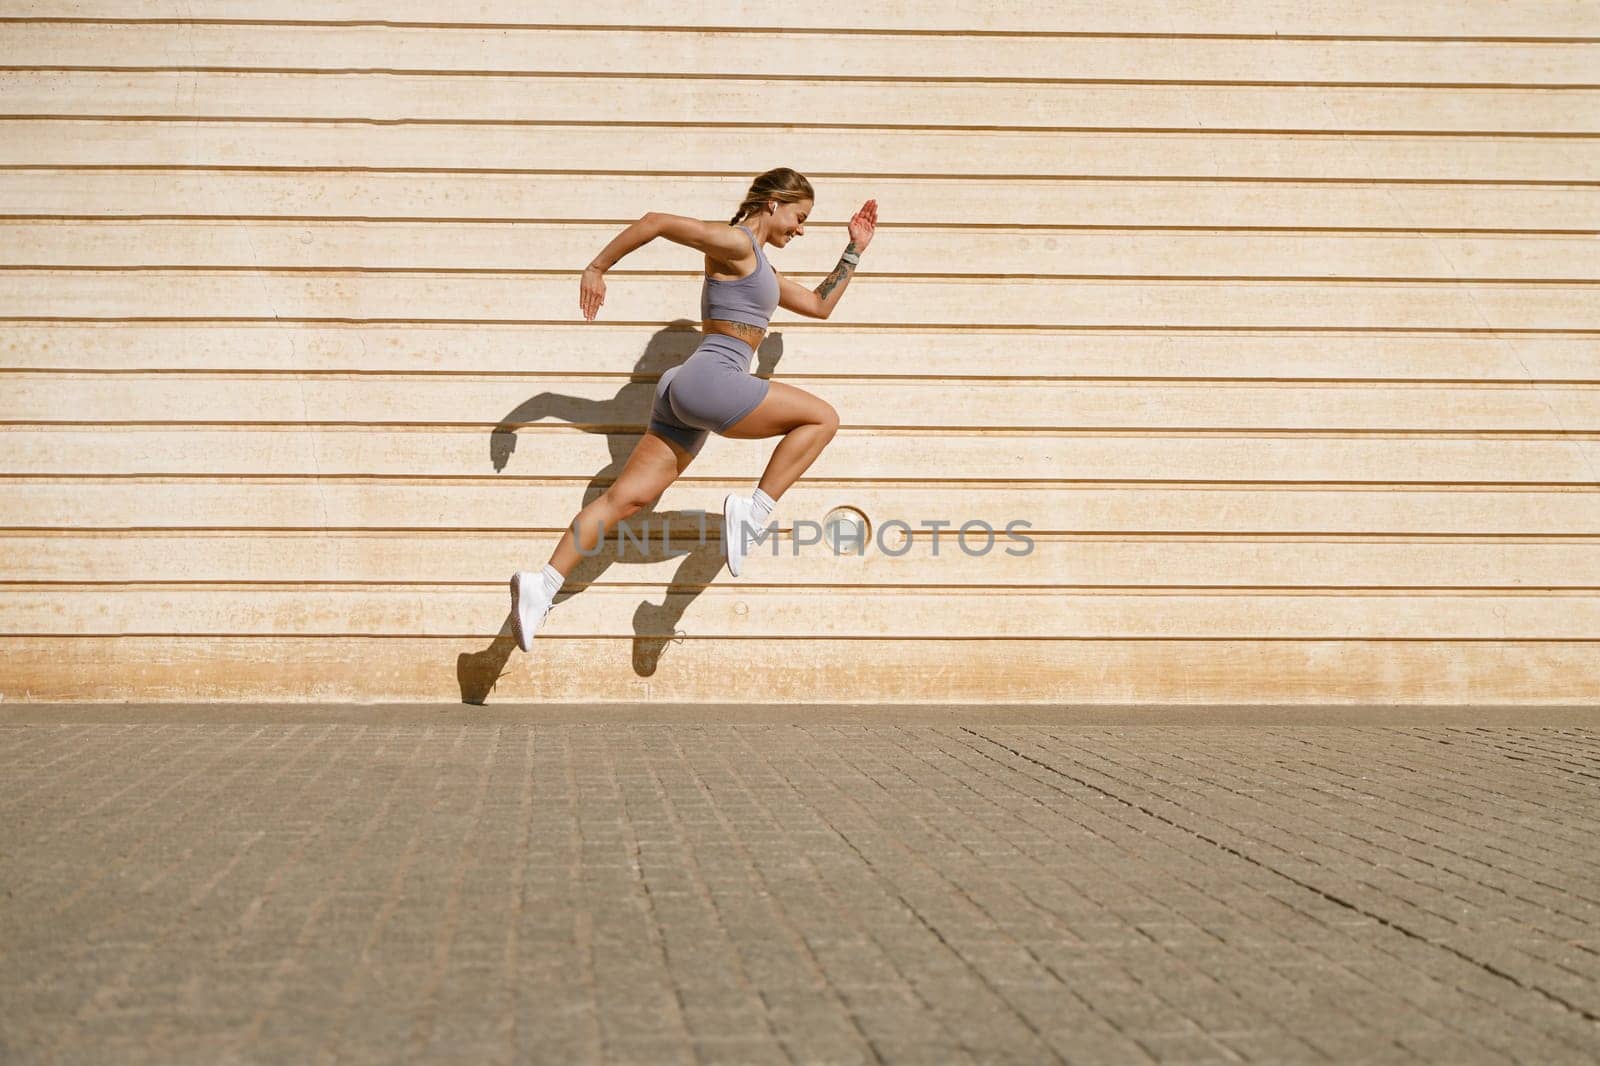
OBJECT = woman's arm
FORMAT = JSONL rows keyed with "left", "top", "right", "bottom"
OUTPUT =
{"left": 580, "top": 212, "right": 754, "bottom": 322}
{"left": 781, "top": 199, "right": 878, "bottom": 321}
{"left": 588, "top": 212, "right": 750, "bottom": 271}
{"left": 776, "top": 243, "right": 860, "bottom": 320}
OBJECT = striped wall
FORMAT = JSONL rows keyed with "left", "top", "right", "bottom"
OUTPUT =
{"left": 1, "top": 2, "right": 1597, "bottom": 705}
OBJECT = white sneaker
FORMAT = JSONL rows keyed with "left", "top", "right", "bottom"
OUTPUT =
{"left": 510, "top": 570, "right": 554, "bottom": 652}
{"left": 722, "top": 492, "right": 757, "bottom": 578}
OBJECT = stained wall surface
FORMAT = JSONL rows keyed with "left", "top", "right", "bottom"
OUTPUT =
{"left": 2, "top": 2, "right": 1597, "bottom": 703}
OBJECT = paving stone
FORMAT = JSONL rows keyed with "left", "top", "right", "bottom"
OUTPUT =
{"left": 3, "top": 716, "right": 1597, "bottom": 1064}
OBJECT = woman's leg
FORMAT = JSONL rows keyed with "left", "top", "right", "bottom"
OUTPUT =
{"left": 720, "top": 380, "right": 840, "bottom": 500}
{"left": 545, "top": 430, "right": 695, "bottom": 576}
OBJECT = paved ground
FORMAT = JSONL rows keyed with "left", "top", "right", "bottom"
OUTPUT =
{"left": 2, "top": 704, "right": 1598, "bottom": 1065}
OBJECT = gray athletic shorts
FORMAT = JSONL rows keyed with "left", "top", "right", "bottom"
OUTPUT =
{"left": 647, "top": 333, "right": 772, "bottom": 457}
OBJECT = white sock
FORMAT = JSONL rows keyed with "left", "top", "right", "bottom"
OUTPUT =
{"left": 538, "top": 563, "right": 564, "bottom": 599}
{"left": 750, "top": 487, "right": 775, "bottom": 525}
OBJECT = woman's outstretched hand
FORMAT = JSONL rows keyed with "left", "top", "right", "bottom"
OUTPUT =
{"left": 848, "top": 199, "right": 878, "bottom": 252}
{"left": 579, "top": 266, "right": 606, "bottom": 322}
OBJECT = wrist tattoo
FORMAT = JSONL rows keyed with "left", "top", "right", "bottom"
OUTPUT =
{"left": 817, "top": 257, "right": 854, "bottom": 301}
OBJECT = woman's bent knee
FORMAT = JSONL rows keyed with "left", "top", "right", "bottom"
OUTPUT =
{"left": 818, "top": 402, "right": 840, "bottom": 435}
{"left": 600, "top": 488, "right": 648, "bottom": 520}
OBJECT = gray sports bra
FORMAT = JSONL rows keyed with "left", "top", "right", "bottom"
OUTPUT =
{"left": 701, "top": 225, "right": 779, "bottom": 329}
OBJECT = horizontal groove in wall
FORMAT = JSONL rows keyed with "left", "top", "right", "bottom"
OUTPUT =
{"left": 12, "top": 473, "right": 1600, "bottom": 486}
{"left": 8, "top": 266, "right": 1600, "bottom": 285}
{"left": 7, "top": 115, "right": 1599, "bottom": 138}
{"left": 4, "top": 319, "right": 1597, "bottom": 334}
{"left": 10, "top": 364, "right": 1591, "bottom": 379}
{"left": 20, "top": 70, "right": 1600, "bottom": 93}
{"left": 9, "top": 374, "right": 1600, "bottom": 389}
{"left": 0, "top": 320, "right": 1593, "bottom": 332}
{"left": 7, "top": 421, "right": 1600, "bottom": 436}
{"left": 5, "top": 474, "right": 1597, "bottom": 489}
{"left": 8, "top": 581, "right": 1599, "bottom": 593}
{"left": 4, "top": 217, "right": 1598, "bottom": 236}
{"left": 3, "top": 165, "right": 1594, "bottom": 188}
{"left": 4, "top": 529, "right": 1595, "bottom": 542}
{"left": 11, "top": 635, "right": 1598, "bottom": 643}
{"left": 3, "top": 422, "right": 1600, "bottom": 435}
{"left": 9, "top": 65, "right": 1600, "bottom": 91}
{"left": 2, "top": 18, "right": 1598, "bottom": 44}
{"left": 12, "top": 416, "right": 1600, "bottom": 428}
{"left": 8, "top": 528, "right": 1596, "bottom": 541}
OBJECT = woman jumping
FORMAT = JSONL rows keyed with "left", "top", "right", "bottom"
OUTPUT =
{"left": 511, "top": 168, "right": 879, "bottom": 650}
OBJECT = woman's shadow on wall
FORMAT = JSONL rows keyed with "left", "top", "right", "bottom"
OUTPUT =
{"left": 457, "top": 319, "right": 785, "bottom": 704}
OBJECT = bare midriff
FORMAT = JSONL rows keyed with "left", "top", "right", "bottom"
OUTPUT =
{"left": 701, "top": 319, "right": 766, "bottom": 348}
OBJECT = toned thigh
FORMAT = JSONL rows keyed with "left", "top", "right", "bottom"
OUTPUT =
{"left": 719, "top": 379, "right": 836, "bottom": 440}
{"left": 612, "top": 429, "right": 694, "bottom": 506}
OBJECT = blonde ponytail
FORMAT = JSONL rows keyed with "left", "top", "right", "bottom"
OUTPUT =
{"left": 728, "top": 167, "right": 814, "bottom": 225}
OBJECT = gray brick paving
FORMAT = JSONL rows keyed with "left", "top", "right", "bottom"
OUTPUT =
{"left": 1, "top": 709, "right": 1597, "bottom": 1064}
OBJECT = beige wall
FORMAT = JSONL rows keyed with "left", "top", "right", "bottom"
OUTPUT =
{"left": 2, "top": 3, "right": 1597, "bottom": 704}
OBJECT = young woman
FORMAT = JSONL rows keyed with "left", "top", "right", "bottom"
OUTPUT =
{"left": 511, "top": 168, "right": 878, "bottom": 651}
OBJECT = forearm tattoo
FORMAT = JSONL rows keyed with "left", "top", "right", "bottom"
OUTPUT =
{"left": 816, "top": 242, "right": 859, "bottom": 301}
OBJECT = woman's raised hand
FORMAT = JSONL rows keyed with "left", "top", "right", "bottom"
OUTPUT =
{"left": 579, "top": 266, "right": 606, "bottom": 322}
{"left": 848, "top": 199, "right": 878, "bottom": 252}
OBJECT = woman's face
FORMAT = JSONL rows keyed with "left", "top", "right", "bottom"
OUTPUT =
{"left": 768, "top": 199, "right": 812, "bottom": 248}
